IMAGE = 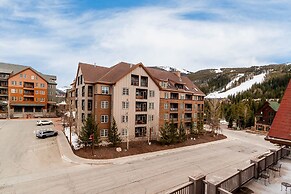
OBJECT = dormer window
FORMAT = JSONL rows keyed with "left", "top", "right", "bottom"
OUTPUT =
{"left": 175, "top": 83, "right": 184, "bottom": 89}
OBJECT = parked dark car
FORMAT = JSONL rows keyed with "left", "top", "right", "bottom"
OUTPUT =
{"left": 36, "top": 129, "right": 58, "bottom": 138}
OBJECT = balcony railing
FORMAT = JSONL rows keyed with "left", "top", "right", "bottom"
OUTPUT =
{"left": 185, "top": 108, "right": 192, "bottom": 111}
{"left": 170, "top": 107, "right": 178, "bottom": 111}
{"left": 135, "top": 120, "right": 147, "bottom": 125}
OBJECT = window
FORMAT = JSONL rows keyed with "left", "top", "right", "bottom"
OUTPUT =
{"left": 122, "top": 88, "right": 129, "bottom": 95}
{"left": 35, "top": 75, "right": 38, "bottom": 80}
{"left": 180, "top": 103, "right": 184, "bottom": 109}
{"left": 101, "top": 86, "right": 109, "bottom": 94}
{"left": 165, "top": 92, "right": 169, "bottom": 99}
{"left": 122, "top": 128, "right": 127, "bottom": 136}
{"left": 31, "top": 75, "right": 35, "bottom": 80}
{"left": 141, "top": 76, "right": 148, "bottom": 87}
{"left": 82, "top": 100, "right": 85, "bottom": 110}
{"left": 148, "top": 115, "right": 154, "bottom": 122}
{"left": 122, "top": 115, "right": 128, "bottom": 123}
{"left": 40, "top": 83, "right": 45, "bottom": 88}
{"left": 19, "top": 97, "right": 22, "bottom": 101}
{"left": 20, "top": 74, "right": 23, "bottom": 78}
{"left": 131, "top": 74, "right": 139, "bottom": 86}
{"left": 40, "top": 91, "right": 45, "bottom": 95}
{"left": 164, "top": 103, "right": 168, "bottom": 109}
{"left": 23, "top": 74, "right": 26, "bottom": 78}
{"left": 149, "top": 102, "right": 154, "bottom": 109}
{"left": 164, "top": 114, "right": 169, "bottom": 120}
{"left": 35, "top": 83, "right": 38, "bottom": 87}
{"left": 19, "top": 81, "right": 22, "bottom": 86}
{"left": 19, "top": 89, "right": 22, "bottom": 94}
{"left": 11, "top": 96, "right": 17, "bottom": 101}
{"left": 180, "top": 94, "right": 185, "bottom": 100}
{"left": 101, "top": 101, "right": 109, "bottom": 109}
{"left": 40, "top": 98, "right": 45, "bottom": 102}
{"left": 82, "top": 86, "right": 85, "bottom": 97}
{"left": 100, "top": 129, "right": 108, "bottom": 137}
{"left": 149, "top": 90, "right": 155, "bottom": 97}
{"left": 101, "top": 115, "right": 109, "bottom": 123}
{"left": 11, "top": 89, "right": 16, "bottom": 93}
{"left": 11, "top": 81, "right": 16, "bottom": 85}
{"left": 122, "top": 101, "right": 129, "bottom": 109}
{"left": 88, "top": 100, "right": 92, "bottom": 111}
{"left": 35, "top": 90, "right": 38, "bottom": 94}
{"left": 88, "top": 86, "right": 93, "bottom": 97}
{"left": 35, "top": 98, "right": 38, "bottom": 102}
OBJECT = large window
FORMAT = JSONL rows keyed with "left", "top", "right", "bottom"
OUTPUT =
{"left": 101, "top": 101, "right": 109, "bottom": 109}
{"left": 164, "top": 103, "right": 168, "bottom": 109}
{"left": 101, "top": 86, "right": 109, "bottom": 94}
{"left": 88, "top": 100, "right": 92, "bottom": 111}
{"left": 131, "top": 74, "right": 139, "bottom": 86}
{"left": 100, "top": 129, "right": 108, "bottom": 137}
{"left": 122, "top": 88, "right": 129, "bottom": 95}
{"left": 101, "top": 115, "right": 109, "bottom": 123}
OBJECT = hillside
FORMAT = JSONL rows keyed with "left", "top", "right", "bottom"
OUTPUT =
{"left": 188, "top": 63, "right": 291, "bottom": 97}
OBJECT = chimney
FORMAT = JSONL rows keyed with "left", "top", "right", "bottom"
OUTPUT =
{"left": 173, "top": 71, "right": 181, "bottom": 78}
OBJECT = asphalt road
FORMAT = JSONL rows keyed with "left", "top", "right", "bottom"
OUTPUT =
{"left": 0, "top": 120, "right": 277, "bottom": 194}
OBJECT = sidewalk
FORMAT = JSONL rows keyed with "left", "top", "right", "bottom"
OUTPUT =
{"left": 56, "top": 130, "right": 233, "bottom": 166}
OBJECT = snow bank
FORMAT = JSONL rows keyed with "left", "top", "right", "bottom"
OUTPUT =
{"left": 64, "top": 127, "right": 80, "bottom": 150}
{"left": 215, "top": 69, "right": 223, "bottom": 73}
{"left": 206, "top": 73, "right": 266, "bottom": 98}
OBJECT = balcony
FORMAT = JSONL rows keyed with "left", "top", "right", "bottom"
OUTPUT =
{"left": 185, "top": 94, "right": 192, "bottom": 100}
{"left": 135, "top": 114, "right": 147, "bottom": 125}
{"left": 24, "top": 97, "right": 34, "bottom": 102}
{"left": 170, "top": 113, "right": 178, "bottom": 122}
{"left": 185, "top": 113, "right": 192, "bottom": 121}
{"left": 0, "top": 82, "right": 8, "bottom": 87}
{"left": 141, "top": 76, "right": 148, "bottom": 87}
{"left": 170, "top": 93, "right": 179, "bottom": 99}
{"left": 136, "top": 102, "right": 147, "bottom": 112}
{"left": 136, "top": 88, "right": 147, "bottom": 99}
{"left": 170, "top": 103, "right": 178, "bottom": 111}
{"left": 24, "top": 82, "right": 34, "bottom": 89}
{"left": 131, "top": 74, "right": 139, "bottom": 86}
{"left": 24, "top": 90, "right": 34, "bottom": 96}
{"left": 185, "top": 104, "right": 192, "bottom": 111}
{"left": 0, "top": 89, "right": 8, "bottom": 96}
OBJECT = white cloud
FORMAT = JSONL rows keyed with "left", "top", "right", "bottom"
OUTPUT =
{"left": 0, "top": 0, "right": 291, "bottom": 86}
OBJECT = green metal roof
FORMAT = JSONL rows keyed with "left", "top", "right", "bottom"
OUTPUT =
{"left": 269, "top": 101, "right": 280, "bottom": 112}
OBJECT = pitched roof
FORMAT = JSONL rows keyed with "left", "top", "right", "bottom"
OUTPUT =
{"left": 0, "top": 62, "right": 56, "bottom": 84}
{"left": 269, "top": 101, "right": 280, "bottom": 112}
{"left": 78, "top": 61, "right": 205, "bottom": 96}
{"left": 147, "top": 67, "right": 205, "bottom": 95}
{"left": 78, "top": 62, "right": 110, "bottom": 83}
{"left": 267, "top": 79, "right": 291, "bottom": 142}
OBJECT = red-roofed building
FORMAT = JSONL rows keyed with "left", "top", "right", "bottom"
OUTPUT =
{"left": 266, "top": 79, "right": 291, "bottom": 145}
{"left": 70, "top": 62, "right": 205, "bottom": 142}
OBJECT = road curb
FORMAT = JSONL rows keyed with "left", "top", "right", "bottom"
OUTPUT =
{"left": 56, "top": 131, "right": 232, "bottom": 165}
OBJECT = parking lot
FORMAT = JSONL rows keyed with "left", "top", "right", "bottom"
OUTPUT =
{"left": 0, "top": 119, "right": 71, "bottom": 180}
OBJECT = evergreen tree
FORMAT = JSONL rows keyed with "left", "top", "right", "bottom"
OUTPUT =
{"left": 79, "top": 116, "right": 99, "bottom": 147}
{"left": 108, "top": 117, "right": 121, "bottom": 147}
{"left": 169, "top": 119, "right": 179, "bottom": 144}
{"left": 159, "top": 122, "right": 171, "bottom": 145}
{"left": 178, "top": 122, "right": 186, "bottom": 142}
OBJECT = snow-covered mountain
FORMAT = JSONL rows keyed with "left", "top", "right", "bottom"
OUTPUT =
{"left": 206, "top": 73, "right": 266, "bottom": 98}
{"left": 57, "top": 86, "right": 70, "bottom": 93}
{"left": 152, "top": 66, "right": 192, "bottom": 74}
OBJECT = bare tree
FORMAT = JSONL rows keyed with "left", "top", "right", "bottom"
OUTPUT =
{"left": 206, "top": 99, "right": 221, "bottom": 134}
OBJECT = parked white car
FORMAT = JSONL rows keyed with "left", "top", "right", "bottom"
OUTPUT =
{"left": 36, "top": 120, "right": 53, "bottom": 126}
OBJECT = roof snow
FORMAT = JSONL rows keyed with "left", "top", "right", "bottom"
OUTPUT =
{"left": 206, "top": 73, "right": 266, "bottom": 98}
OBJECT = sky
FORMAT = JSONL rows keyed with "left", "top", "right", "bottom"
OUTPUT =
{"left": 0, "top": 0, "right": 291, "bottom": 87}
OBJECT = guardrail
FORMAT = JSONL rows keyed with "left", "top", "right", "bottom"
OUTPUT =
{"left": 166, "top": 146, "right": 290, "bottom": 194}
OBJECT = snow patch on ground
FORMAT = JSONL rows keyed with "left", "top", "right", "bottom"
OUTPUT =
{"left": 225, "top": 73, "right": 244, "bottom": 90}
{"left": 206, "top": 73, "right": 266, "bottom": 98}
{"left": 215, "top": 69, "right": 223, "bottom": 73}
{"left": 64, "top": 127, "right": 80, "bottom": 150}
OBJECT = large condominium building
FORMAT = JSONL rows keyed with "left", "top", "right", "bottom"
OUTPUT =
{"left": 0, "top": 62, "right": 57, "bottom": 118}
{"left": 71, "top": 62, "right": 204, "bottom": 141}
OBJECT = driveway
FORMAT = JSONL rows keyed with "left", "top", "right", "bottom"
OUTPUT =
{"left": 0, "top": 120, "right": 277, "bottom": 193}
